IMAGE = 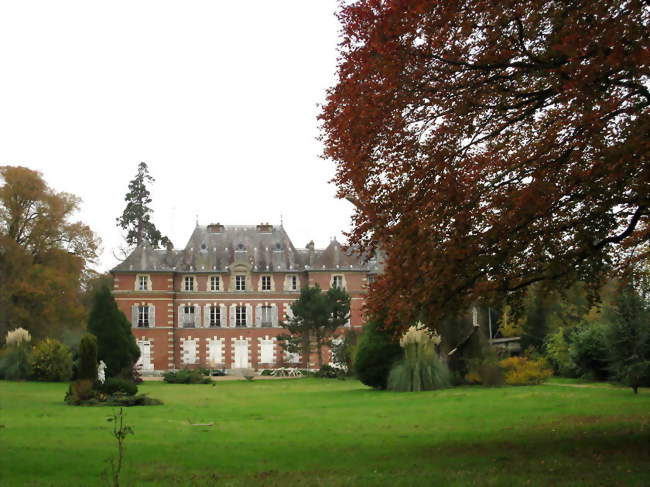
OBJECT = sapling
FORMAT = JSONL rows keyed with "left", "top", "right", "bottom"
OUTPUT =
{"left": 105, "top": 408, "right": 134, "bottom": 487}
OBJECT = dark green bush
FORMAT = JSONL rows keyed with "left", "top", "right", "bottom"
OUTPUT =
{"left": 98, "top": 377, "right": 138, "bottom": 396}
{"left": 314, "top": 364, "right": 341, "bottom": 378}
{"left": 104, "top": 394, "right": 163, "bottom": 406}
{"left": 570, "top": 323, "right": 610, "bottom": 380}
{"left": 30, "top": 338, "right": 73, "bottom": 382}
{"left": 163, "top": 369, "right": 212, "bottom": 384}
{"left": 260, "top": 369, "right": 273, "bottom": 376}
{"left": 354, "top": 319, "right": 403, "bottom": 389}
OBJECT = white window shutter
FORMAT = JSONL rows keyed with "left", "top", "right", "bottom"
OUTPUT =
{"left": 149, "top": 305, "right": 155, "bottom": 328}
{"left": 194, "top": 305, "right": 201, "bottom": 327}
{"left": 246, "top": 304, "right": 252, "bottom": 327}
{"left": 204, "top": 305, "right": 210, "bottom": 327}
{"left": 131, "top": 305, "right": 138, "bottom": 327}
{"left": 220, "top": 304, "right": 227, "bottom": 327}
{"left": 271, "top": 304, "right": 278, "bottom": 327}
{"left": 229, "top": 304, "right": 236, "bottom": 327}
{"left": 178, "top": 305, "right": 184, "bottom": 327}
{"left": 255, "top": 305, "right": 262, "bottom": 327}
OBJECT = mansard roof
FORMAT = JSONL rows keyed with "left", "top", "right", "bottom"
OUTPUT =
{"left": 111, "top": 224, "right": 378, "bottom": 273}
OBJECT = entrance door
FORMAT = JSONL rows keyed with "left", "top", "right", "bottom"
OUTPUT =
{"left": 137, "top": 340, "right": 153, "bottom": 371}
{"left": 233, "top": 340, "right": 249, "bottom": 368}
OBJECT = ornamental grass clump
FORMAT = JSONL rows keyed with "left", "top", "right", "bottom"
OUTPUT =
{"left": 0, "top": 328, "right": 33, "bottom": 380}
{"left": 387, "top": 325, "right": 451, "bottom": 392}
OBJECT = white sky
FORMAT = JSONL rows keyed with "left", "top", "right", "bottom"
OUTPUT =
{"left": 0, "top": 1, "right": 353, "bottom": 272}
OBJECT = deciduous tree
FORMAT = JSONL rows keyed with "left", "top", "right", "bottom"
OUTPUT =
{"left": 0, "top": 166, "right": 99, "bottom": 340}
{"left": 320, "top": 0, "right": 650, "bottom": 331}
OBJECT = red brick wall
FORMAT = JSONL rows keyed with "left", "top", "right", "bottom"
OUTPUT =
{"left": 112, "top": 269, "right": 368, "bottom": 371}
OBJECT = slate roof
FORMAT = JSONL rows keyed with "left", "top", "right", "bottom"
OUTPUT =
{"left": 111, "top": 224, "right": 379, "bottom": 273}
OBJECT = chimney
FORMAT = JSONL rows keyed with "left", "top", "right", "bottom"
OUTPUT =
{"left": 207, "top": 223, "right": 224, "bottom": 233}
{"left": 256, "top": 223, "right": 273, "bottom": 233}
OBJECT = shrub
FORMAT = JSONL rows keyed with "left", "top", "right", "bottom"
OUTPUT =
{"left": 387, "top": 325, "right": 451, "bottom": 391}
{"left": 104, "top": 394, "right": 163, "bottom": 407}
{"left": 330, "top": 329, "right": 359, "bottom": 374}
{"left": 65, "top": 379, "right": 97, "bottom": 405}
{"left": 30, "top": 338, "right": 73, "bottom": 382}
{"left": 465, "top": 353, "right": 504, "bottom": 386}
{"left": 260, "top": 369, "right": 273, "bottom": 376}
{"left": 314, "top": 364, "right": 342, "bottom": 378}
{"left": 354, "top": 319, "right": 403, "bottom": 389}
{"left": 78, "top": 334, "right": 98, "bottom": 381}
{"left": 545, "top": 328, "right": 578, "bottom": 377}
{"left": 570, "top": 322, "right": 610, "bottom": 380}
{"left": 498, "top": 356, "right": 552, "bottom": 385}
{"left": 98, "top": 377, "right": 138, "bottom": 396}
{"left": 163, "top": 369, "right": 212, "bottom": 384}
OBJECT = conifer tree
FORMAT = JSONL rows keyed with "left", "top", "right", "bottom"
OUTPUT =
{"left": 607, "top": 287, "right": 650, "bottom": 394}
{"left": 87, "top": 285, "right": 140, "bottom": 378}
{"left": 279, "top": 285, "right": 350, "bottom": 368}
{"left": 78, "top": 334, "right": 98, "bottom": 381}
{"left": 116, "top": 162, "right": 170, "bottom": 248}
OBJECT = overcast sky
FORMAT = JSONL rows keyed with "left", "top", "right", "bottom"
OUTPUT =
{"left": 0, "top": 1, "right": 352, "bottom": 272}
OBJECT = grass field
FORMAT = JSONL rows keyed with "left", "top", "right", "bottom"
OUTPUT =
{"left": 0, "top": 378, "right": 649, "bottom": 486}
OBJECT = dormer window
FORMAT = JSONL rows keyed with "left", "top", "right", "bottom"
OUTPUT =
{"left": 210, "top": 275, "right": 221, "bottom": 292}
{"left": 137, "top": 275, "right": 150, "bottom": 291}
{"left": 235, "top": 275, "right": 246, "bottom": 291}
{"left": 261, "top": 275, "right": 271, "bottom": 291}
{"left": 184, "top": 276, "right": 195, "bottom": 291}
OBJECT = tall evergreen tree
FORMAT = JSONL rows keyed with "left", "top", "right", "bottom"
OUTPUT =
{"left": 606, "top": 286, "right": 650, "bottom": 394}
{"left": 278, "top": 285, "right": 350, "bottom": 368}
{"left": 87, "top": 284, "right": 140, "bottom": 378}
{"left": 116, "top": 162, "right": 170, "bottom": 248}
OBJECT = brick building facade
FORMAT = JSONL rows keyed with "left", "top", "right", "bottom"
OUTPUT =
{"left": 111, "top": 223, "right": 376, "bottom": 372}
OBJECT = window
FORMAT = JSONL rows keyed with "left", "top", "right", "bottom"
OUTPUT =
{"left": 138, "top": 275, "right": 149, "bottom": 291}
{"left": 210, "top": 276, "right": 220, "bottom": 291}
{"left": 367, "top": 274, "right": 376, "bottom": 285}
{"left": 260, "top": 305, "right": 272, "bottom": 327}
{"left": 184, "top": 276, "right": 195, "bottom": 291}
{"left": 332, "top": 275, "right": 344, "bottom": 289}
{"left": 261, "top": 275, "right": 271, "bottom": 291}
{"left": 235, "top": 275, "right": 246, "bottom": 291}
{"left": 182, "top": 305, "right": 195, "bottom": 328}
{"left": 290, "top": 275, "right": 298, "bottom": 291}
{"left": 235, "top": 305, "right": 247, "bottom": 327}
{"left": 137, "top": 306, "right": 149, "bottom": 327}
{"left": 209, "top": 306, "right": 221, "bottom": 327}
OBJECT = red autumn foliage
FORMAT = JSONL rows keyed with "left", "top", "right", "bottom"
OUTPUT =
{"left": 320, "top": 0, "right": 650, "bottom": 331}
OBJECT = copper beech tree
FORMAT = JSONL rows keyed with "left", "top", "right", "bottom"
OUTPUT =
{"left": 320, "top": 1, "right": 650, "bottom": 332}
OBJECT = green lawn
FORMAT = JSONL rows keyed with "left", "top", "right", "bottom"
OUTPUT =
{"left": 0, "top": 378, "right": 649, "bottom": 486}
